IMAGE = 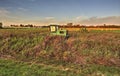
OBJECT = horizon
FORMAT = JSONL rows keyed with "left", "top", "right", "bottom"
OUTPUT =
{"left": 0, "top": 0, "right": 120, "bottom": 26}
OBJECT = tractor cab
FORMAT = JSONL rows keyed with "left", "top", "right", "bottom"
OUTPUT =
{"left": 49, "top": 25, "right": 68, "bottom": 37}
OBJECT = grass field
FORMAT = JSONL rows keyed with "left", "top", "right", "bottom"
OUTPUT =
{"left": 65, "top": 27, "right": 120, "bottom": 32}
{"left": 0, "top": 28, "right": 120, "bottom": 76}
{"left": 0, "top": 59, "right": 120, "bottom": 76}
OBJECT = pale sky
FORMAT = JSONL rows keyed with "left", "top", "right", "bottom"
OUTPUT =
{"left": 0, "top": 0, "right": 120, "bottom": 26}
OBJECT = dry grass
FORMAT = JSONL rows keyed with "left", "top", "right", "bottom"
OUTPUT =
{"left": 1, "top": 28, "right": 120, "bottom": 66}
{"left": 64, "top": 27, "right": 120, "bottom": 31}
{"left": 0, "top": 28, "right": 120, "bottom": 76}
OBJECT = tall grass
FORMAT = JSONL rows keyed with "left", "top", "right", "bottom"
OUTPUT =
{"left": 0, "top": 28, "right": 120, "bottom": 75}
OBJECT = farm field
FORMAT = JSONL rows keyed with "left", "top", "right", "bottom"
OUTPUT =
{"left": 0, "top": 28, "right": 120, "bottom": 76}
{"left": 65, "top": 27, "right": 120, "bottom": 32}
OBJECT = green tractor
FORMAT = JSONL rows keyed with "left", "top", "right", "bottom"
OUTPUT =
{"left": 49, "top": 25, "right": 69, "bottom": 37}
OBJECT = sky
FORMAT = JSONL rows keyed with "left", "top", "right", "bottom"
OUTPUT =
{"left": 0, "top": 0, "right": 120, "bottom": 26}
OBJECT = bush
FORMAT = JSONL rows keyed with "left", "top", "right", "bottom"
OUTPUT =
{"left": 80, "top": 27, "right": 88, "bottom": 33}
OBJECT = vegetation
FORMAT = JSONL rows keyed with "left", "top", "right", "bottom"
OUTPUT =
{"left": 0, "top": 28, "right": 120, "bottom": 76}
{"left": 0, "top": 59, "right": 120, "bottom": 76}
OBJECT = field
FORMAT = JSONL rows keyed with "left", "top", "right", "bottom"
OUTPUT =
{"left": 0, "top": 28, "right": 120, "bottom": 76}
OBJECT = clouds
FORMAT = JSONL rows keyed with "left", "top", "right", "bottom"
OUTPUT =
{"left": 0, "top": 7, "right": 26, "bottom": 20}
{"left": 0, "top": 7, "right": 28, "bottom": 26}
{"left": 0, "top": 8, "right": 16, "bottom": 22}
{"left": 0, "top": 8, "right": 120, "bottom": 26}
{"left": 79, "top": 16, "right": 120, "bottom": 25}
{"left": 0, "top": 7, "right": 28, "bottom": 18}
{"left": 17, "top": 7, "right": 28, "bottom": 12}
{"left": 29, "top": 0, "right": 36, "bottom": 2}
{"left": 0, "top": 8, "right": 10, "bottom": 16}
{"left": 45, "top": 17, "right": 55, "bottom": 20}
{"left": 1, "top": 15, "right": 120, "bottom": 26}
{"left": 25, "top": 16, "right": 120, "bottom": 26}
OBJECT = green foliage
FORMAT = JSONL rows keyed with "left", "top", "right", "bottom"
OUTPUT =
{"left": 0, "top": 59, "right": 120, "bottom": 76}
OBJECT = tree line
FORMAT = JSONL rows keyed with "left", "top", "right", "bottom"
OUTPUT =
{"left": 10, "top": 24, "right": 34, "bottom": 27}
{"left": 0, "top": 22, "right": 120, "bottom": 28}
{"left": 60, "top": 25, "right": 120, "bottom": 28}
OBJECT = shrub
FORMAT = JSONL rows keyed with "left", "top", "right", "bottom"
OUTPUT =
{"left": 80, "top": 27, "right": 88, "bottom": 33}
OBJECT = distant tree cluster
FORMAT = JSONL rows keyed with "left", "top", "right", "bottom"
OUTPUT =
{"left": 20, "top": 24, "right": 34, "bottom": 27}
{"left": 59, "top": 23, "right": 120, "bottom": 28}
{"left": 10, "top": 24, "right": 34, "bottom": 27}
{"left": 9, "top": 23, "right": 120, "bottom": 28}
{"left": 67, "top": 23, "right": 73, "bottom": 26}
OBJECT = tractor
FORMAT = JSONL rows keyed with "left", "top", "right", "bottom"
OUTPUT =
{"left": 49, "top": 25, "right": 69, "bottom": 38}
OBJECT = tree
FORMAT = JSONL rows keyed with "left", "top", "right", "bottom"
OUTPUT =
{"left": 0, "top": 22, "right": 3, "bottom": 28}
{"left": 20, "top": 24, "right": 24, "bottom": 27}
{"left": 67, "top": 23, "right": 73, "bottom": 26}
